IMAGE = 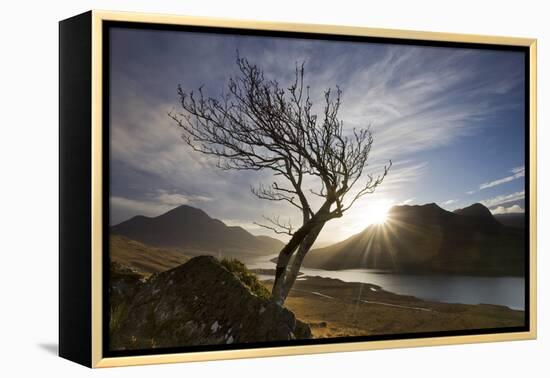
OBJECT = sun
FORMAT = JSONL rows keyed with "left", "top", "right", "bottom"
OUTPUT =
{"left": 369, "top": 200, "right": 393, "bottom": 225}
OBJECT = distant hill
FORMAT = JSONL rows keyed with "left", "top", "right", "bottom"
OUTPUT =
{"left": 111, "top": 205, "right": 284, "bottom": 257}
{"left": 494, "top": 213, "right": 526, "bottom": 229}
{"left": 110, "top": 234, "right": 188, "bottom": 276}
{"left": 302, "top": 203, "right": 525, "bottom": 276}
{"left": 453, "top": 203, "right": 502, "bottom": 229}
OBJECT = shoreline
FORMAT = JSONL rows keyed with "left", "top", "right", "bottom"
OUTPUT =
{"left": 261, "top": 275, "right": 525, "bottom": 338}
{"left": 249, "top": 265, "right": 525, "bottom": 311}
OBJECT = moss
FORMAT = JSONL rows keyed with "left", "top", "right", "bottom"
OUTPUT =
{"left": 109, "top": 303, "right": 126, "bottom": 334}
{"left": 109, "top": 302, "right": 128, "bottom": 349}
{"left": 110, "top": 315, "right": 152, "bottom": 351}
{"left": 220, "top": 258, "right": 271, "bottom": 301}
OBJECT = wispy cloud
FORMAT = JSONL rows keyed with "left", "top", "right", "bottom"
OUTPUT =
{"left": 479, "top": 166, "right": 525, "bottom": 190}
{"left": 466, "top": 166, "right": 525, "bottom": 195}
{"left": 491, "top": 204, "right": 524, "bottom": 215}
{"left": 371, "top": 161, "right": 428, "bottom": 194}
{"left": 333, "top": 47, "right": 522, "bottom": 163}
{"left": 443, "top": 199, "right": 458, "bottom": 205}
{"left": 480, "top": 190, "right": 525, "bottom": 208}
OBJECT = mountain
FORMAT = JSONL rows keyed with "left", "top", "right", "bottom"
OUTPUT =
{"left": 494, "top": 213, "right": 526, "bottom": 229}
{"left": 302, "top": 203, "right": 525, "bottom": 276}
{"left": 111, "top": 205, "right": 284, "bottom": 257}
{"left": 453, "top": 203, "right": 502, "bottom": 230}
{"left": 110, "top": 234, "right": 188, "bottom": 276}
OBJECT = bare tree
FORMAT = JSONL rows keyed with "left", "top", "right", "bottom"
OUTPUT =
{"left": 170, "top": 56, "right": 391, "bottom": 305}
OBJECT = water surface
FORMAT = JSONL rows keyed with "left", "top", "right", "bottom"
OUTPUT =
{"left": 246, "top": 255, "right": 525, "bottom": 310}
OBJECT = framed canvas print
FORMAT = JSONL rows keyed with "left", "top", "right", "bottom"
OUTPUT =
{"left": 59, "top": 10, "right": 537, "bottom": 368}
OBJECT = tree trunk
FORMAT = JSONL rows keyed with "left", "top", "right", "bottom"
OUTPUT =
{"left": 279, "top": 222, "right": 325, "bottom": 303}
{"left": 271, "top": 202, "right": 332, "bottom": 305}
{"left": 270, "top": 222, "right": 315, "bottom": 304}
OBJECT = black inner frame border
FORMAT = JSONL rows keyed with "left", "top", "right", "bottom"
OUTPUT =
{"left": 102, "top": 20, "right": 531, "bottom": 359}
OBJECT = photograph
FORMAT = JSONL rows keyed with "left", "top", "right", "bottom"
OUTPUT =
{"left": 105, "top": 23, "right": 528, "bottom": 354}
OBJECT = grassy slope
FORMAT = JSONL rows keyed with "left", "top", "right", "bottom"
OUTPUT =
{"left": 110, "top": 234, "right": 188, "bottom": 276}
{"left": 271, "top": 277, "right": 524, "bottom": 338}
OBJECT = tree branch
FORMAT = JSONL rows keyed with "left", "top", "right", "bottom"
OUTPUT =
{"left": 254, "top": 215, "right": 294, "bottom": 236}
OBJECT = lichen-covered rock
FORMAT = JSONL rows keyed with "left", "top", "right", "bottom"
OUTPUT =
{"left": 109, "top": 261, "right": 144, "bottom": 303}
{"left": 110, "top": 256, "right": 311, "bottom": 350}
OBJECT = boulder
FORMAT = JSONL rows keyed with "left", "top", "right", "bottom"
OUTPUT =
{"left": 110, "top": 256, "right": 311, "bottom": 350}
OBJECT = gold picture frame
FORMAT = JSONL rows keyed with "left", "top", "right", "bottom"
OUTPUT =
{"left": 59, "top": 10, "right": 537, "bottom": 368}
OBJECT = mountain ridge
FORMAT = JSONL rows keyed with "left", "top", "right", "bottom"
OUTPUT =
{"left": 302, "top": 202, "right": 524, "bottom": 276}
{"left": 111, "top": 204, "right": 284, "bottom": 257}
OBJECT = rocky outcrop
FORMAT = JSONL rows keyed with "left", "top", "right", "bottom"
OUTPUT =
{"left": 109, "top": 256, "right": 311, "bottom": 350}
{"left": 109, "top": 261, "right": 144, "bottom": 308}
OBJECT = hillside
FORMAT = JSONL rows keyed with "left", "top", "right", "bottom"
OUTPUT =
{"left": 302, "top": 203, "right": 525, "bottom": 276}
{"left": 110, "top": 234, "right": 188, "bottom": 276}
{"left": 111, "top": 205, "right": 284, "bottom": 257}
{"left": 494, "top": 213, "right": 526, "bottom": 229}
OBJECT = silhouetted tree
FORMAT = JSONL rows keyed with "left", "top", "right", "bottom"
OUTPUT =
{"left": 170, "top": 57, "right": 391, "bottom": 305}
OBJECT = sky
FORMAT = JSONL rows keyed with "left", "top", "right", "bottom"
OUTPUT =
{"left": 109, "top": 26, "right": 526, "bottom": 245}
